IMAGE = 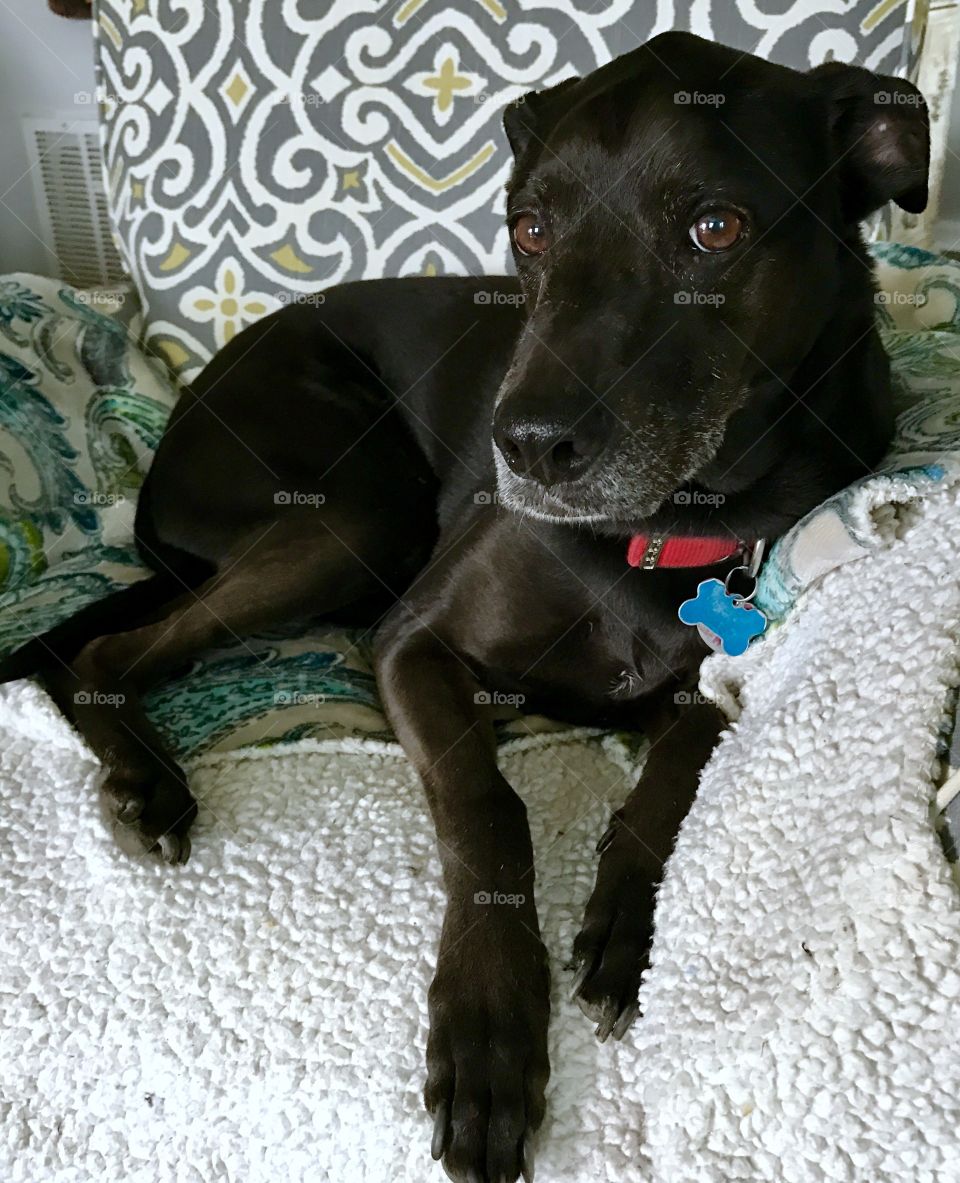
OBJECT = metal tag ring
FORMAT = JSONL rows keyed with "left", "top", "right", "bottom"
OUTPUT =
{"left": 724, "top": 565, "right": 757, "bottom": 602}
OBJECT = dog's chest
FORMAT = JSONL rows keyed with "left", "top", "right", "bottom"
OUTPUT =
{"left": 451, "top": 525, "right": 702, "bottom": 723}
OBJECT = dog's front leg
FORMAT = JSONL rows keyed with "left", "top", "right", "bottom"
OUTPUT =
{"left": 376, "top": 622, "right": 547, "bottom": 1183}
{"left": 571, "top": 696, "right": 725, "bottom": 1041}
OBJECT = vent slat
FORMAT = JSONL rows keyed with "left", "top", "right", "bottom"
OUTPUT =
{"left": 25, "top": 118, "right": 126, "bottom": 289}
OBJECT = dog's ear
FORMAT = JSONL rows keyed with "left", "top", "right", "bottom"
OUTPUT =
{"left": 810, "top": 62, "right": 929, "bottom": 222}
{"left": 503, "top": 76, "right": 580, "bottom": 164}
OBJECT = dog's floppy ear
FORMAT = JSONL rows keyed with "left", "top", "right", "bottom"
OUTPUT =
{"left": 810, "top": 62, "right": 929, "bottom": 222}
{"left": 503, "top": 76, "right": 580, "bottom": 164}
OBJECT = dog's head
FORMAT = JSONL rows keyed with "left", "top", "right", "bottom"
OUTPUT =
{"left": 492, "top": 32, "right": 929, "bottom": 526}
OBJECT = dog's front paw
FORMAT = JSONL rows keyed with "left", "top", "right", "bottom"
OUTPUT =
{"left": 570, "top": 820, "right": 656, "bottom": 1042}
{"left": 425, "top": 921, "right": 549, "bottom": 1182}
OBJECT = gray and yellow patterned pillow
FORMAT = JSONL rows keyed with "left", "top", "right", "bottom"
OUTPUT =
{"left": 93, "top": 0, "right": 919, "bottom": 381}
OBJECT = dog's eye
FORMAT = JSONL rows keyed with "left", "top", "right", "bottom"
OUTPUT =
{"left": 690, "top": 209, "right": 744, "bottom": 252}
{"left": 512, "top": 214, "right": 551, "bottom": 256}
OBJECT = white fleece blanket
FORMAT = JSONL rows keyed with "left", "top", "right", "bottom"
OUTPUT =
{"left": 3, "top": 486, "right": 960, "bottom": 1182}
{"left": 0, "top": 706, "right": 655, "bottom": 1182}
{"left": 635, "top": 479, "right": 960, "bottom": 1182}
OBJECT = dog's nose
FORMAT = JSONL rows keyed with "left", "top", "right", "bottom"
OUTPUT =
{"left": 494, "top": 412, "right": 608, "bottom": 487}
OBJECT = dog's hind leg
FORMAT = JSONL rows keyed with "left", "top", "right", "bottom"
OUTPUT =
{"left": 43, "top": 524, "right": 384, "bottom": 862}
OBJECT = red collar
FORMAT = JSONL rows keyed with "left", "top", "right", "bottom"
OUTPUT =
{"left": 627, "top": 533, "right": 743, "bottom": 570}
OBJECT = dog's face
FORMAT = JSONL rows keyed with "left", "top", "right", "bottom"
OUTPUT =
{"left": 492, "top": 32, "right": 929, "bottom": 526}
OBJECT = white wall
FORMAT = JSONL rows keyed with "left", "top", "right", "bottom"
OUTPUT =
{"left": 938, "top": 65, "right": 960, "bottom": 251}
{"left": 0, "top": 0, "right": 96, "bottom": 275}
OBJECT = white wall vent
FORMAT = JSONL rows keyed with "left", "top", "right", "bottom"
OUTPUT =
{"left": 22, "top": 116, "right": 125, "bottom": 289}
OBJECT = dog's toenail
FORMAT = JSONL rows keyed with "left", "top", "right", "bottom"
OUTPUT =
{"left": 117, "top": 799, "right": 144, "bottom": 823}
{"left": 430, "top": 1101, "right": 448, "bottom": 1160}
{"left": 594, "top": 1003, "right": 619, "bottom": 1043}
{"left": 612, "top": 1000, "right": 640, "bottom": 1040}
{"left": 569, "top": 959, "right": 592, "bottom": 1000}
{"left": 521, "top": 1135, "right": 535, "bottom": 1183}
{"left": 157, "top": 834, "right": 180, "bottom": 863}
{"left": 596, "top": 821, "right": 618, "bottom": 853}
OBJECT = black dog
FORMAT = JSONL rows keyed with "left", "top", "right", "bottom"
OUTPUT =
{"left": 1, "top": 33, "right": 928, "bottom": 1183}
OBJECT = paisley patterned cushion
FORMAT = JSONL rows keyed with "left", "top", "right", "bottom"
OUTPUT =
{"left": 92, "top": 0, "right": 919, "bottom": 381}
{"left": 0, "top": 276, "right": 571, "bottom": 758}
{"left": 3, "top": 246, "right": 960, "bottom": 760}
{"left": 0, "top": 277, "right": 171, "bottom": 644}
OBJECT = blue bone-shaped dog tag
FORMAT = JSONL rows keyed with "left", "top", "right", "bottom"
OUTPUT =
{"left": 677, "top": 578, "right": 767, "bottom": 657}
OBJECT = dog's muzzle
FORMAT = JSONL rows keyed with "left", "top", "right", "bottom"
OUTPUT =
{"left": 492, "top": 403, "right": 612, "bottom": 490}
